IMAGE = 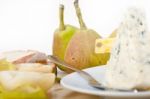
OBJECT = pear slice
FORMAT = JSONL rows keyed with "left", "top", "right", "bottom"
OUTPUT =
{"left": 0, "top": 59, "right": 15, "bottom": 71}
{"left": 0, "top": 71, "right": 55, "bottom": 91}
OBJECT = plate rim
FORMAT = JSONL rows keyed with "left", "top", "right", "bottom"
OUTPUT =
{"left": 60, "top": 66, "right": 150, "bottom": 97}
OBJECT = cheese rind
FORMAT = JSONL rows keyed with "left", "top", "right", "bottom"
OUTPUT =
{"left": 105, "top": 7, "right": 150, "bottom": 90}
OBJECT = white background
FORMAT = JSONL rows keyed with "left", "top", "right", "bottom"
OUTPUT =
{"left": 0, "top": 0, "right": 149, "bottom": 54}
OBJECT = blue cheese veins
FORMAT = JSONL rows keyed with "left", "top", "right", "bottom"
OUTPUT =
{"left": 105, "top": 7, "right": 150, "bottom": 90}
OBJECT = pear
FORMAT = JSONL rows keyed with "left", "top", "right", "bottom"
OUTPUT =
{"left": 109, "top": 29, "right": 117, "bottom": 38}
{"left": 64, "top": 0, "right": 105, "bottom": 70}
{"left": 0, "top": 59, "right": 15, "bottom": 71}
{"left": 52, "top": 4, "right": 77, "bottom": 71}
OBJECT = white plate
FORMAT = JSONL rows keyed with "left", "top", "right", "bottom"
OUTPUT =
{"left": 61, "top": 66, "right": 150, "bottom": 99}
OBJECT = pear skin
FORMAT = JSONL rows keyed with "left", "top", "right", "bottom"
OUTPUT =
{"left": 109, "top": 29, "right": 117, "bottom": 38}
{"left": 64, "top": 29, "right": 102, "bottom": 69}
{"left": 53, "top": 25, "right": 77, "bottom": 60}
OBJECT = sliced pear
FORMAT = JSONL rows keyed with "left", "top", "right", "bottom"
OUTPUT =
{"left": 0, "top": 85, "right": 46, "bottom": 99}
{"left": 0, "top": 59, "right": 15, "bottom": 71}
{"left": 0, "top": 71, "right": 55, "bottom": 91}
{"left": 16, "top": 63, "right": 56, "bottom": 73}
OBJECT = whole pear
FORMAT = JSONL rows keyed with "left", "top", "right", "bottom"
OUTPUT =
{"left": 109, "top": 29, "right": 117, "bottom": 38}
{"left": 53, "top": 4, "right": 77, "bottom": 71}
{"left": 64, "top": 0, "right": 106, "bottom": 70}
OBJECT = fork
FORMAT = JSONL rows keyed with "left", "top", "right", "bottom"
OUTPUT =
{"left": 48, "top": 55, "right": 138, "bottom": 92}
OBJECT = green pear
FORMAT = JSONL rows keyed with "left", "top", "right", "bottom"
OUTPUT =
{"left": 109, "top": 29, "right": 117, "bottom": 38}
{"left": 64, "top": 0, "right": 108, "bottom": 70}
{"left": 52, "top": 4, "right": 77, "bottom": 71}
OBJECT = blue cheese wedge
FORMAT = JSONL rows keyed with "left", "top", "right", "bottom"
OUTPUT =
{"left": 105, "top": 7, "right": 150, "bottom": 90}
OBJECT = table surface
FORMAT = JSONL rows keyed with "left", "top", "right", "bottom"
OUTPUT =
{"left": 48, "top": 84, "right": 100, "bottom": 99}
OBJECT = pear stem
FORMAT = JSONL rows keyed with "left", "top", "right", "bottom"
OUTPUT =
{"left": 59, "top": 4, "right": 65, "bottom": 31}
{"left": 74, "top": 0, "right": 87, "bottom": 29}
